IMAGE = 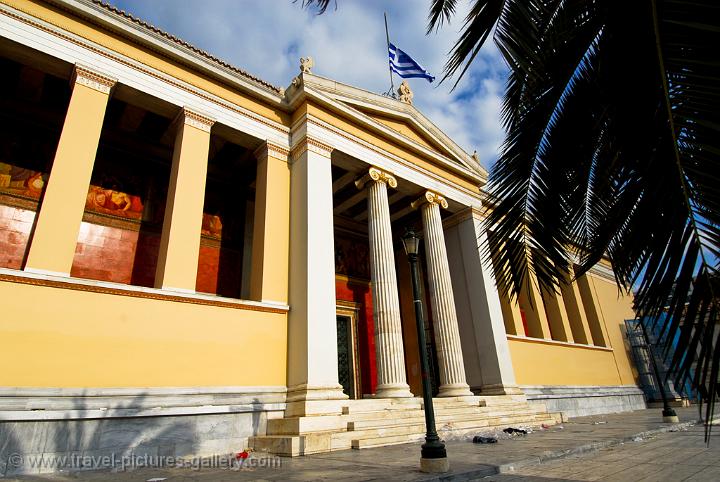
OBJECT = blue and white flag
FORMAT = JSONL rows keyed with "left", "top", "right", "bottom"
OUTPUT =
{"left": 388, "top": 42, "right": 435, "bottom": 83}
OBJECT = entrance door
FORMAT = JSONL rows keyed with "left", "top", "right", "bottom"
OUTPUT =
{"left": 336, "top": 303, "right": 361, "bottom": 399}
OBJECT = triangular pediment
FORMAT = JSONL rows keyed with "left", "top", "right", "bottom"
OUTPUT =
{"left": 296, "top": 74, "right": 487, "bottom": 180}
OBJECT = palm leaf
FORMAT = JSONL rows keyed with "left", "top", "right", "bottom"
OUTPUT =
{"left": 431, "top": 0, "right": 720, "bottom": 436}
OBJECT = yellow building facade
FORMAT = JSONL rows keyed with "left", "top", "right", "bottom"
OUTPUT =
{"left": 0, "top": 0, "right": 643, "bottom": 472}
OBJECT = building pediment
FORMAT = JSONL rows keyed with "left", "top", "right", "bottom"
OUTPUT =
{"left": 288, "top": 73, "right": 487, "bottom": 184}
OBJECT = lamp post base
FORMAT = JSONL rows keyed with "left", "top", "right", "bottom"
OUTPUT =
{"left": 420, "top": 457, "right": 450, "bottom": 473}
{"left": 663, "top": 407, "right": 679, "bottom": 423}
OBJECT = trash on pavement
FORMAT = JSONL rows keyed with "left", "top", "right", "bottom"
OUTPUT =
{"left": 503, "top": 427, "right": 528, "bottom": 435}
{"left": 472, "top": 435, "right": 498, "bottom": 444}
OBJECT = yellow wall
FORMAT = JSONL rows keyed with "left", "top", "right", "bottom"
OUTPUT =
{"left": 0, "top": 280, "right": 287, "bottom": 387}
{"left": 586, "top": 274, "right": 638, "bottom": 385}
{"left": 508, "top": 338, "right": 623, "bottom": 385}
{"left": 507, "top": 273, "right": 638, "bottom": 387}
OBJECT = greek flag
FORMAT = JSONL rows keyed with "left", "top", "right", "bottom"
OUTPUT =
{"left": 388, "top": 42, "right": 435, "bottom": 82}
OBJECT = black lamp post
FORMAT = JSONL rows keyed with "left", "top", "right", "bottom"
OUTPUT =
{"left": 402, "top": 227, "right": 449, "bottom": 473}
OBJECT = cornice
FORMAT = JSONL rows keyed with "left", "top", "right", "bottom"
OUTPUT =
{"left": 179, "top": 107, "right": 215, "bottom": 133}
{"left": 294, "top": 86, "right": 486, "bottom": 185}
{"left": 295, "top": 113, "right": 483, "bottom": 206}
{"left": 253, "top": 141, "right": 290, "bottom": 162}
{"left": 0, "top": 270, "right": 289, "bottom": 313}
{"left": 290, "top": 136, "right": 334, "bottom": 162}
{"left": 0, "top": 3, "right": 290, "bottom": 138}
{"left": 300, "top": 74, "right": 488, "bottom": 179}
{"left": 47, "top": 0, "right": 284, "bottom": 98}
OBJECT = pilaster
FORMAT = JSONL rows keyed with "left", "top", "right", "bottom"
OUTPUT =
{"left": 25, "top": 65, "right": 116, "bottom": 276}
{"left": 286, "top": 136, "right": 347, "bottom": 409}
{"left": 443, "top": 207, "right": 521, "bottom": 396}
{"left": 576, "top": 274, "right": 610, "bottom": 347}
{"left": 559, "top": 268, "right": 594, "bottom": 345}
{"left": 250, "top": 141, "right": 290, "bottom": 303}
{"left": 154, "top": 107, "right": 215, "bottom": 292}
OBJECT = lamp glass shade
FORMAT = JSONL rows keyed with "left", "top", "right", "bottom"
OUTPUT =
{"left": 402, "top": 229, "right": 420, "bottom": 256}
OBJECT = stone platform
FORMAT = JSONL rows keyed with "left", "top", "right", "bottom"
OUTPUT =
{"left": 249, "top": 394, "right": 562, "bottom": 456}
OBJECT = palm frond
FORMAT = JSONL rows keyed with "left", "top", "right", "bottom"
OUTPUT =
{"left": 297, "top": 0, "right": 335, "bottom": 15}
{"left": 434, "top": 0, "right": 720, "bottom": 433}
{"left": 427, "top": 0, "right": 459, "bottom": 33}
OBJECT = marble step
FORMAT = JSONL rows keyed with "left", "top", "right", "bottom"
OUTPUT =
{"left": 347, "top": 409, "right": 541, "bottom": 431}
{"left": 351, "top": 432, "right": 426, "bottom": 449}
{"left": 341, "top": 399, "right": 421, "bottom": 414}
{"left": 350, "top": 416, "right": 558, "bottom": 450}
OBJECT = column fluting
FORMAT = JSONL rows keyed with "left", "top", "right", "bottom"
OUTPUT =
{"left": 359, "top": 167, "right": 413, "bottom": 398}
{"left": 417, "top": 191, "right": 473, "bottom": 397}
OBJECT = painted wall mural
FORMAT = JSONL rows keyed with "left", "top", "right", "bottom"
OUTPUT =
{"left": 0, "top": 161, "right": 232, "bottom": 243}
{"left": 0, "top": 162, "right": 47, "bottom": 199}
{"left": 335, "top": 234, "right": 370, "bottom": 279}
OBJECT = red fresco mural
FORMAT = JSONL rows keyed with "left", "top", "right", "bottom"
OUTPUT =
{"left": 334, "top": 232, "right": 377, "bottom": 395}
{"left": 0, "top": 160, "right": 236, "bottom": 294}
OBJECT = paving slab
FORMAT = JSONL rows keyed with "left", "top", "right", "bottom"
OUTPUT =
{"left": 5, "top": 407, "right": 708, "bottom": 481}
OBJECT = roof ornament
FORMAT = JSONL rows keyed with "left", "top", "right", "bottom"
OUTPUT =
{"left": 300, "top": 56, "right": 314, "bottom": 74}
{"left": 472, "top": 150, "right": 481, "bottom": 164}
{"left": 397, "top": 80, "right": 413, "bottom": 105}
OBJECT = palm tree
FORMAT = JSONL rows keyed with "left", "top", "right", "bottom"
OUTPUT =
{"left": 303, "top": 0, "right": 720, "bottom": 431}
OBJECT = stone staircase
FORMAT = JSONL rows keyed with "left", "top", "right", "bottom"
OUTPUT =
{"left": 250, "top": 395, "right": 562, "bottom": 456}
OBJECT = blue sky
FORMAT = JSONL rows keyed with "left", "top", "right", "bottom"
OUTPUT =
{"left": 108, "top": 0, "right": 508, "bottom": 167}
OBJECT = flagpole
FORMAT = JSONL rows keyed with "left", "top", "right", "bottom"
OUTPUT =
{"left": 384, "top": 12, "right": 395, "bottom": 97}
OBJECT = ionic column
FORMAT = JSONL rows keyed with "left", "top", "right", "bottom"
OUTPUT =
{"left": 413, "top": 191, "right": 473, "bottom": 397}
{"left": 356, "top": 167, "right": 413, "bottom": 398}
{"left": 25, "top": 65, "right": 116, "bottom": 276}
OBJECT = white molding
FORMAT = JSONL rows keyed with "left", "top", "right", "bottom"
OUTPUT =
{"left": 0, "top": 386, "right": 287, "bottom": 397}
{"left": 506, "top": 334, "right": 614, "bottom": 352}
{"left": 292, "top": 115, "right": 482, "bottom": 209}
{"left": 301, "top": 74, "right": 487, "bottom": 179}
{"left": 49, "top": 0, "right": 284, "bottom": 102}
{"left": 0, "top": 268, "right": 290, "bottom": 311}
{"left": 0, "top": 386, "right": 288, "bottom": 421}
{"left": 0, "top": 4, "right": 290, "bottom": 148}
{"left": 302, "top": 86, "right": 484, "bottom": 184}
{"left": 0, "top": 404, "right": 286, "bottom": 421}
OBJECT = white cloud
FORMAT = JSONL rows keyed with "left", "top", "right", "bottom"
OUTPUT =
{"left": 111, "top": 0, "right": 507, "bottom": 167}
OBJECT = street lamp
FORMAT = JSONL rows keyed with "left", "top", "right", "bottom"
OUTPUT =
{"left": 401, "top": 227, "right": 450, "bottom": 474}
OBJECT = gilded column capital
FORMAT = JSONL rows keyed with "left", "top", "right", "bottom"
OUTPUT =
{"left": 290, "top": 136, "right": 333, "bottom": 162}
{"left": 71, "top": 64, "right": 117, "bottom": 94}
{"left": 177, "top": 107, "right": 215, "bottom": 133}
{"left": 355, "top": 166, "right": 398, "bottom": 190}
{"left": 254, "top": 141, "right": 290, "bottom": 162}
{"left": 411, "top": 190, "right": 449, "bottom": 210}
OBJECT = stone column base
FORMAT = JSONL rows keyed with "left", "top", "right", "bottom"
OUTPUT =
{"left": 477, "top": 383, "right": 526, "bottom": 396}
{"left": 285, "top": 384, "right": 348, "bottom": 416}
{"left": 438, "top": 383, "right": 474, "bottom": 397}
{"left": 375, "top": 383, "right": 414, "bottom": 398}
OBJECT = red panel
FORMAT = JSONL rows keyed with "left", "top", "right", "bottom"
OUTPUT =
{"left": 336, "top": 278, "right": 376, "bottom": 396}
{"left": 0, "top": 205, "right": 34, "bottom": 270}
{"left": 195, "top": 244, "right": 243, "bottom": 298}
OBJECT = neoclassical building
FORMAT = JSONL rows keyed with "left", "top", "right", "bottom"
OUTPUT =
{"left": 0, "top": 0, "right": 644, "bottom": 471}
